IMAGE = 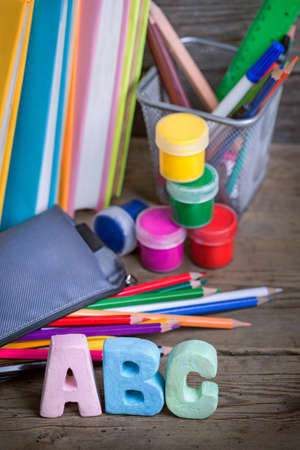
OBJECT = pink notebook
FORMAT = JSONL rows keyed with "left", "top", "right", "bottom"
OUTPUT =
{"left": 67, "top": 0, "right": 103, "bottom": 216}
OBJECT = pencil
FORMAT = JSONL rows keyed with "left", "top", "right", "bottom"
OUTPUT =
{"left": 103, "top": 287, "right": 281, "bottom": 314}
{"left": 70, "top": 309, "right": 251, "bottom": 329}
{"left": 147, "top": 14, "right": 191, "bottom": 107}
{"left": 2, "top": 336, "right": 114, "bottom": 350}
{"left": 150, "top": 279, "right": 206, "bottom": 294}
{"left": 258, "top": 57, "right": 298, "bottom": 111}
{"left": 45, "top": 315, "right": 142, "bottom": 327}
{"left": 0, "top": 348, "right": 103, "bottom": 362}
{"left": 149, "top": 1, "right": 218, "bottom": 111}
{"left": 0, "top": 345, "right": 174, "bottom": 380}
{"left": 112, "top": 271, "right": 205, "bottom": 298}
{"left": 16, "top": 323, "right": 180, "bottom": 341}
{"left": 88, "top": 287, "right": 220, "bottom": 310}
{"left": 152, "top": 296, "right": 272, "bottom": 315}
{"left": 241, "top": 66, "right": 284, "bottom": 119}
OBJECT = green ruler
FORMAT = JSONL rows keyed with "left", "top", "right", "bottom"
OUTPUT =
{"left": 216, "top": 0, "right": 300, "bottom": 100}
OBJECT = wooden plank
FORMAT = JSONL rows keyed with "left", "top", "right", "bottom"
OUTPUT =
{"left": 0, "top": 355, "right": 299, "bottom": 449}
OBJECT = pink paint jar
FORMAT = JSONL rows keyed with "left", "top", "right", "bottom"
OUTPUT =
{"left": 136, "top": 206, "right": 186, "bottom": 272}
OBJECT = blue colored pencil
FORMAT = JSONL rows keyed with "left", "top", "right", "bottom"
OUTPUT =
{"left": 243, "top": 66, "right": 283, "bottom": 118}
{"left": 151, "top": 296, "right": 271, "bottom": 315}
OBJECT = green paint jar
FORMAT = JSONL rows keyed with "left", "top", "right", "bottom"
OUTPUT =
{"left": 166, "top": 164, "right": 219, "bottom": 229}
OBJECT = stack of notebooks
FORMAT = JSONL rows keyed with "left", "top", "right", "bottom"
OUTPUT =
{"left": 0, "top": 0, "right": 150, "bottom": 231}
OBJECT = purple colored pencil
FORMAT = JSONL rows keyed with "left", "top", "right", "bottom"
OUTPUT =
{"left": 16, "top": 323, "right": 179, "bottom": 341}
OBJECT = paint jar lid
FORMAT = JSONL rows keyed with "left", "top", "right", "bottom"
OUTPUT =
{"left": 93, "top": 206, "right": 137, "bottom": 256}
{"left": 155, "top": 113, "right": 209, "bottom": 156}
{"left": 136, "top": 206, "right": 186, "bottom": 250}
{"left": 167, "top": 164, "right": 219, "bottom": 204}
{"left": 121, "top": 199, "right": 148, "bottom": 220}
{"left": 189, "top": 203, "right": 238, "bottom": 245}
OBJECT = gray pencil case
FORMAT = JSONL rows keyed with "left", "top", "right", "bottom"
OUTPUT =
{"left": 0, "top": 205, "right": 127, "bottom": 346}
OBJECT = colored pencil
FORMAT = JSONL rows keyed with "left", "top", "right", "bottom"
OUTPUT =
{"left": 258, "top": 57, "right": 298, "bottom": 111}
{"left": 149, "top": 2, "right": 218, "bottom": 111}
{"left": 45, "top": 315, "right": 142, "bottom": 327}
{"left": 0, "top": 348, "right": 103, "bottom": 362}
{"left": 0, "top": 345, "right": 173, "bottom": 380}
{"left": 151, "top": 279, "right": 206, "bottom": 294}
{"left": 88, "top": 287, "right": 220, "bottom": 310}
{"left": 111, "top": 272, "right": 205, "bottom": 298}
{"left": 70, "top": 309, "right": 250, "bottom": 329}
{"left": 241, "top": 66, "right": 284, "bottom": 119}
{"left": 16, "top": 323, "right": 179, "bottom": 341}
{"left": 152, "top": 296, "right": 272, "bottom": 315}
{"left": 147, "top": 14, "right": 191, "bottom": 107}
{"left": 2, "top": 336, "right": 114, "bottom": 350}
{"left": 107, "top": 287, "right": 282, "bottom": 313}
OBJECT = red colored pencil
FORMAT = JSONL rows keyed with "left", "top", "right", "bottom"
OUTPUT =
{"left": 147, "top": 14, "right": 191, "bottom": 107}
{"left": 45, "top": 315, "right": 142, "bottom": 327}
{"left": 112, "top": 272, "right": 205, "bottom": 298}
{"left": 258, "top": 56, "right": 298, "bottom": 111}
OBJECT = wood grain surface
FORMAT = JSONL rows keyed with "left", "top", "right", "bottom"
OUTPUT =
{"left": 133, "top": 0, "right": 300, "bottom": 143}
{"left": 1, "top": 138, "right": 299, "bottom": 449}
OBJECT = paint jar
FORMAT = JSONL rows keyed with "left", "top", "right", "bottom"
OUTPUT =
{"left": 167, "top": 164, "right": 219, "bottom": 228}
{"left": 93, "top": 199, "right": 148, "bottom": 255}
{"left": 136, "top": 206, "right": 186, "bottom": 272}
{"left": 188, "top": 203, "right": 238, "bottom": 268}
{"left": 156, "top": 113, "right": 209, "bottom": 183}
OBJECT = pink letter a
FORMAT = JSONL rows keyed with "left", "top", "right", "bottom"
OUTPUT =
{"left": 40, "top": 334, "right": 102, "bottom": 417}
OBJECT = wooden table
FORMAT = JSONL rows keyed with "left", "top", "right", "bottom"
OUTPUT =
{"left": 1, "top": 139, "right": 300, "bottom": 450}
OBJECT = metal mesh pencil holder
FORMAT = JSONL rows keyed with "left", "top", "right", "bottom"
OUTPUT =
{"left": 137, "top": 37, "right": 282, "bottom": 216}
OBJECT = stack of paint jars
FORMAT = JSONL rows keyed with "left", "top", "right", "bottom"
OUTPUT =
{"left": 136, "top": 113, "right": 238, "bottom": 272}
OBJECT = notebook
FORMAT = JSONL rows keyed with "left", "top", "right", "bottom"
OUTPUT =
{"left": 0, "top": 0, "right": 34, "bottom": 221}
{"left": 73, "top": 0, "right": 126, "bottom": 212}
{"left": 113, "top": 0, "right": 150, "bottom": 198}
{"left": 48, "top": 0, "right": 79, "bottom": 207}
{"left": 1, "top": 0, "right": 72, "bottom": 231}
{"left": 66, "top": 0, "right": 103, "bottom": 216}
{"left": 96, "top": 0, "right": 132, "bottom": 211}
{"left": 58, "top": 6, "right": 81, "bottom": 213}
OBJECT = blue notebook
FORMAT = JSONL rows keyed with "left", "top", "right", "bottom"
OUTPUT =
{"left": 49, "top": 0, "right": 79, "bottom": 206}
{"left": 1, "top": 0, "right": 73, "bottom": 231}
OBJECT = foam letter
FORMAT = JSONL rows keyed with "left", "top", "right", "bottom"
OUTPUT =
{"left": 40, "top": 334, "right": 102, "bottom": 417}
{"left": 165, "top": 340, "right": 218, "bottom": 419}
{"left": 103, "top": 337, "right": 164, "bottom": 416}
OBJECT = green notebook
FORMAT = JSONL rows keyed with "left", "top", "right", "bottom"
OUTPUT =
{"left": 103, "top": 0, "right": 141, "bottom": 207}
{"left": 217, "top": 0, "right": 300, "bottom": 100}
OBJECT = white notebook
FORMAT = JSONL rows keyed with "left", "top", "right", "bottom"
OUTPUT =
{"left": 74, "top": 0, "right": 125, "bottom": 210}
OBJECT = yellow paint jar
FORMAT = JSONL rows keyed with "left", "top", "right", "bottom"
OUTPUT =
{"left": 156, "top": 113, "right": 209, "bottom": 183}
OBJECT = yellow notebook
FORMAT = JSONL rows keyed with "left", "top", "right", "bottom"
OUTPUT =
{"left": 0, "top": 0, "right": 34, "bottom": 219}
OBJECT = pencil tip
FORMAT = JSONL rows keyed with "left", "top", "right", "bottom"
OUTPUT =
{"left": 132, "top": 317, "right": 143, "bottom": 324}
{"left": 275, "top": 288, "right": 283, "bottom": 293}
{"left": 232, "top": 320, "right": 252, "bottom": 328}
{"left": 190, "top": 280, "right": 201, "bottom": 288}
{"left": 161, "top": 346, "right": 173, "bottom": 356}
{"left": 200, "top": 279, "right": 207, "bottom": 285}
{"left": 190, "top": 272, "right": 206, "bottom": 280}
{"left": 258, "top": 296, "right": 271, "bottom": 305}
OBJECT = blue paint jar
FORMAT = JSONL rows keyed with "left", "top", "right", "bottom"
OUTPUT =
{"left": 93, "top": 199, "right": 148, "bottom": 255}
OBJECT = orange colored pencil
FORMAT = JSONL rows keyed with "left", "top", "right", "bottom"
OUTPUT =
{"left": 70, "top": 309, "right": 250, "bottom": 329}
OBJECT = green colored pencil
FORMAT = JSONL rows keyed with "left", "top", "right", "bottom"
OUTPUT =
{"left": 144, "top": 279, "right": 206, "bottom": 295}
{"left": 87, "top": 287, "right": 220, "bottom": 310}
